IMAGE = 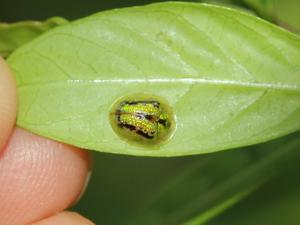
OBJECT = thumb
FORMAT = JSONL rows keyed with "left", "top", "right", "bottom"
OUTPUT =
{"left": 0, "top": 57, "right": 17, "bottom": 150}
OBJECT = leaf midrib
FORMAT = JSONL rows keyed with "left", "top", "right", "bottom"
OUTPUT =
{"left": 17, "top": 78, "right": 300, "bottom": 92}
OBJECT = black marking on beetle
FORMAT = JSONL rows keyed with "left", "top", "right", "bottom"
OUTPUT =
{"left": 119, "top": 122, "right": 155, "bottom": 139}
{"left": 158, "top": 119, "right": 167, "bottom": 127}
{"left": 119, "top": 123, "right": 136, "bottom": 131}
{"left": 125, "top": 100, "right": 160, "bottom": 107}
{"left": 116, "top": 110, "right": 121, "bottom": 122}
{"left": 136, "top": 130, "right": 154, "bottom": 139}
{"left": 144, "top": 114, "right": 154, "bottom": 121}
{"left": 120, "top": 101, "right": 129, "bottom": 107}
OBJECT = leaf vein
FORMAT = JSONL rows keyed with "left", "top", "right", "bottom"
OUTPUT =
{"left": 17, "top": 78, "right": 300, "bottom": 92}
{"left": 154, "top": 9, "right": 255, "bottom": 80}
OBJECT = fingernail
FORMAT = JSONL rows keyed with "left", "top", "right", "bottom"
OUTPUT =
{"left": 75, "top": 170, "right": 92, "bottom": 204}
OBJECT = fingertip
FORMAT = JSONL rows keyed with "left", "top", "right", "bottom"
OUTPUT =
{"left": 0, "top": 128, "right": 91, "bottom": 225}
{"left": 0, "top": 57, "right": 17, "bottom": 150}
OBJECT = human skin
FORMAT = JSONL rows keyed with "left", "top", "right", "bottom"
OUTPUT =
{"left": 0, "top": 57, "right": 94, "bottom": 225}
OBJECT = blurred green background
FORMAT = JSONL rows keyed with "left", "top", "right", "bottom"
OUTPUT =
{"left": 1, "top": 0, "right": 300, "bottom": 224}
{"left": 1, "top": 0, "right": 300, "bottom": 34}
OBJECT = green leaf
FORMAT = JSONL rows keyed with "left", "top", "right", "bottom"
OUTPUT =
{"left": 0, "top": 17, "right": 68, "bottom": 58}
{"left": 7, "top": 2, "right": 300, "bottom": 156}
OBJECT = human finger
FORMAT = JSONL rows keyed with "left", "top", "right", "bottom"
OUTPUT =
{"left": 0, "top": 128, "right": 91, "bottom": 225}
{"left": 0, "top": 57, "right": 17, "bottom": 150}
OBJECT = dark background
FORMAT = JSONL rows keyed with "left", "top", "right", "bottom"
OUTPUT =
{"left": 0, "top": 0, "right": 180, "bottom": 22}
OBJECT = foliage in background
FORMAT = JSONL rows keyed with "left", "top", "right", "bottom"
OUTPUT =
{"left": 74, "top": 131, "right": 300, "bottom": 225}
{"left": 121, "top": 133, "right": 300, "bottom": 225}
{"left": 0, "top": 17, "right": 67, "bottom": 58}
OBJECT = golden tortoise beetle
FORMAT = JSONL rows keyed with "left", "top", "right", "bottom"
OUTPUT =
{"left": 109, "top": 94, "right": 175, "bottom": 144}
